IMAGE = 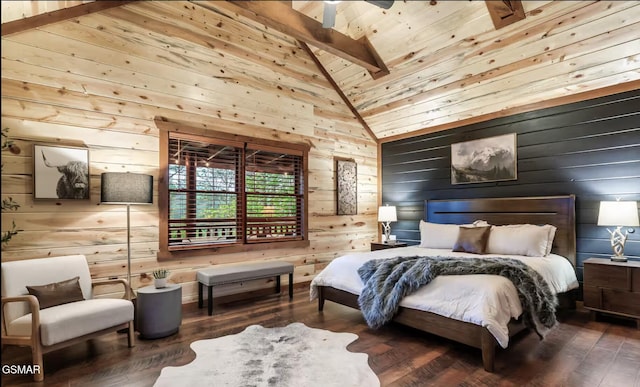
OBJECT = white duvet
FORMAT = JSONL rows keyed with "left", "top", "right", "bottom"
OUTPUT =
{"left": 309, "top": 246, "right": 578, "bottom": 348}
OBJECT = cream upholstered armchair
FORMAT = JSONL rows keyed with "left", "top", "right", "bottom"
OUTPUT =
{"left": 1, "top": 255, "right": 135, "bottom": 382}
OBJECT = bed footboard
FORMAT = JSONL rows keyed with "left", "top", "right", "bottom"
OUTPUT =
{"left": 318, "top": 286, "right": 360, "bottom": 311}
{"left": 316, "top": 285, "right": 513, "bottom": 372}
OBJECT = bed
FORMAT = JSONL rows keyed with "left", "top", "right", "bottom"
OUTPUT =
{"left": 310, "top": 195, "right": 579, "bottom": 372}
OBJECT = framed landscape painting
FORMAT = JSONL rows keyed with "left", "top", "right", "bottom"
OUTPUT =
{"left": 33, "top": 144, "right": 90, "bottom": 200}
{"left": 451, "top": 133, "right": 517, "bottom": 185}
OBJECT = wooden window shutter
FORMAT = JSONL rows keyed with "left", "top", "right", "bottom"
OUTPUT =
{"left": 167, "top": 135, "right": 243, "bottom": 249}
{"left": 244, "top": 145, "right": 304, "bottom": 243}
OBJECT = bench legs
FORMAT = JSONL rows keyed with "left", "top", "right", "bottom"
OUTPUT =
{"left": 197, "top": 282, "right": 214, "bottom": 316}
{"left": 289, "top": 272, "right": 293, "bottom": 300}
{"left": 198, "top": 272, "right": 294, "bottom": 316}
{"left": 278, "top": 273, "right": 294, "bottom": 299}
{"left": 208, "top": 285, "right": 213, "bottom": 316}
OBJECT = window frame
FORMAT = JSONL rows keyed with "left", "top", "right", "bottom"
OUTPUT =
{"left": 157, "top": 121, "right": 309, "bottom": 260}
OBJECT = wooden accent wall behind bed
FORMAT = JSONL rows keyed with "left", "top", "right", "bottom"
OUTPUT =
{"left": 316, "top": 195, "right": 577, "bottom": 372}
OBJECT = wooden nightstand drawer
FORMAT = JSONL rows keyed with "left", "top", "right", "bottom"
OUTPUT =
{"left": 584, "top": 264, "right": 630, "bottom": 291}
{"left": 583, "top": 258, "right": 640, "bottom": 328}
{"left": 601, "top": 289, "right": 640, "bottom": 316}
{"left": 583, "top": 285, "right": 600, "bottom": 308}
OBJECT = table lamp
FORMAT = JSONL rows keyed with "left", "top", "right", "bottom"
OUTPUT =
{"left": 597, "top": 200, "right": 639, "bottom": 262}
{"left": 378, "top": 205, "right": 397, "bottom": 244}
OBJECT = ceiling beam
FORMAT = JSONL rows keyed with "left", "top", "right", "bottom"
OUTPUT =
{"left": 300, "top": 42, "right": 378, "bottom": 142}
{"left": 485, "top": 1, "right": 525, "bottom": 30}
{"left": 1, "top": 1, "right": 134, "bottom": 36}
{"left": 201, "top": 0, "right": 389, "bottom": 79}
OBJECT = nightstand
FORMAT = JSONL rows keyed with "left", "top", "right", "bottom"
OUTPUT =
{"left": 371, "top": 242, "right": 408, "bottom": 251}
{"left": 583, "top": 257, "right": 640, "bottom": 329}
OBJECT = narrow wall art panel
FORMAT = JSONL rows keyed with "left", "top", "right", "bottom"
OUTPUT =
{"left": 451, "top": 133, "right": 517, "bottom": 184}
{"left": 336, "top": 158, "right": 357, "bottom": 215}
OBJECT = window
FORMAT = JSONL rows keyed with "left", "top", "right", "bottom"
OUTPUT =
{"left": 158, "top": 127, "right": 309, "bottom": 259}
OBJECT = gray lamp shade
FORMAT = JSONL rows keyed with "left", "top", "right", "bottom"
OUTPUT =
{"left": 101, "top": 173, "right": 153, "bottom": 204}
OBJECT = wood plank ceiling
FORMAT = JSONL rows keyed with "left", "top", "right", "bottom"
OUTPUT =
{"left": 2, "top": 0, "right": 639, "bottom": 142}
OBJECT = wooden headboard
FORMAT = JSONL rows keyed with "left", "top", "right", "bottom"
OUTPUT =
{"left": 425, "top": 195, "right": 576, "bottom": 267}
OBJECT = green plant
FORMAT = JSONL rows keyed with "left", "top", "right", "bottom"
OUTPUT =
{"left": 1, "top": 196, "right": 21, "bottom": 246}
{"left": 1, "top": 127, "right": 15, "bottom": 152}
{"left": 2, "top": 128, "right": 22, "bottom": 248}
{"left": 152, "top": 268, "right": 170, "bottom": 279}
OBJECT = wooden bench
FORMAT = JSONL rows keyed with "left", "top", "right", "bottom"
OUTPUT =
{"left": 197, "top": 261, "right": 294, "bottom": 316}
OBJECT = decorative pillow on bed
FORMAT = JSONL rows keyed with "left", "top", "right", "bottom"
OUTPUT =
{"left": 486, "top": 224, "right": 557, "bottom": 257}
{"left": 26, "top": 276, "right": 85, "bottom": 309}
{"left": 452, "top": 226, "right": 492, "bottom": 254}
{"left": 419, "top": 220, "right": 489, "bottom": 249}
{"left": 419, "top": 221, "right": 460, "bottom": 249}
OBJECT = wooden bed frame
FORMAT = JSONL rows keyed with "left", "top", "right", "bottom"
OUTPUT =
{"left": 316, "top": 195, "right": 577, "bottom": 372}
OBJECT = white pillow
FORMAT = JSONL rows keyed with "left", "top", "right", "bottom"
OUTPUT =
{"left": 419, "top": 220, "right": 490, "bottom": 249}
{"left": 544, "top": 225, "right": 557, "bottom": 256}
{"left": 419, "top": 221, "right": 459, "bottom": 249}
{"left": 486, "top": 224, "right": 557, "bottom": 257}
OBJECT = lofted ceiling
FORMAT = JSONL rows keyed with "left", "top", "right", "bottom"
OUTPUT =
{"left": 2, "top": 1, "right": 639, "bottom": 142}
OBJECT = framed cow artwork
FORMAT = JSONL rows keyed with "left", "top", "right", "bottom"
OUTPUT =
{"left": 33, "top": 144, "right": 90, "bottom": 200}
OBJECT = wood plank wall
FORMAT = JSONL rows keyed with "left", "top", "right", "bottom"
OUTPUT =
{"left": 0, "top": 0, "right": 90, "bottom": 23}
{"left": 309, "top": 1, "right": 640, "bottom": 139}
{"left": 380, "top": 89, "right": 640, "bottom": 287}
{"left": 0, "top": 2, "right": 378, "bottom": 302}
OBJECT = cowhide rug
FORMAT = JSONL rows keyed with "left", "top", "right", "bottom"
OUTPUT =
{"left": 154, "top": 322, "right": 379, "bottom": 387}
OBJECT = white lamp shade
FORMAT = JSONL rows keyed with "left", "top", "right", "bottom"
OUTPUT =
{"left": 378, "top": 205, "right": 397, "bottom": 222}
{"left": 597, "top": 201, "right": 639, "bottom": 227}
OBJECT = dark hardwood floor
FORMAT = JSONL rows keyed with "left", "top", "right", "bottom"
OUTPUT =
{"left": 2, "top": 286, "right": 639, "bottom": 386}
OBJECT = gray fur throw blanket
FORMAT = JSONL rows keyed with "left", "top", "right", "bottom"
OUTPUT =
{"left": 357, "top": 256, "right": 558, "bottom": 339}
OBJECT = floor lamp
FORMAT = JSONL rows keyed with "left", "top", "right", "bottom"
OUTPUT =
{"left": 101, "top": 172, "right": 153, "bottom": 299}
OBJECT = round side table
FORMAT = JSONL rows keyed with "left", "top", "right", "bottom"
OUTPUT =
{"left": 136, "top": 283, "right": 182, "bottom": 339}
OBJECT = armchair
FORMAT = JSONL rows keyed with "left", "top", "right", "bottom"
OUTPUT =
{"left": 1, "top": 255, "right": 135, "bottom": 382}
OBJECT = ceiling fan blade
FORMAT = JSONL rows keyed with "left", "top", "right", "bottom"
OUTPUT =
{"left": 364, "top": 0, "right": 394, "bottom": 9}
{"left": 322, "top": 2, "right": 337, "bottom": 28}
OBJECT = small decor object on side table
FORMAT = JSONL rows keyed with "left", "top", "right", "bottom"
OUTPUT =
{"left": 371, "top": 242, "right": 408, "bottom": 251}
{"left": 153, "top": 268, "right": 169, "bottom": 289}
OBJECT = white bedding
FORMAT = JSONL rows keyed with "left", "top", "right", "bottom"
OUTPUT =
{"left": 309, "top": 246, "right": 579, "bottom": 348}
